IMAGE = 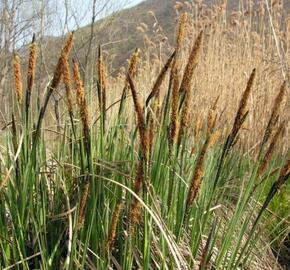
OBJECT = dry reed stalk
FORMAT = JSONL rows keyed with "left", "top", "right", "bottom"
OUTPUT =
{"left": 145, "top": 50, "right": 176, "bottom": 107}
{"left": 127, "top": 74, "right": 149, "bottom": 161}
{"left": 62, "top": 58, "right": 74, "bottom": 115}
{"left": 228, "top": 68, "right": 256, "bottom": 148}
{"left": 260, "top": 81, "right": 286, "bottom": 152}
{"left": 13, "top": 53, "right": 23, "bottom": 104}
{"left": 178, "top": 32, "right": 203, "bottom": 143}
{"left": 257, "top": 122, "right": 285, "bottom": 176}
{"left": 107, "top": 201, "right": 124, "bottom": 252}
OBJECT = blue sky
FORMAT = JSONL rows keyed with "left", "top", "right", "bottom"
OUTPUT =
{"left": 49, "top": 0, "right": 145, "bottom": 36}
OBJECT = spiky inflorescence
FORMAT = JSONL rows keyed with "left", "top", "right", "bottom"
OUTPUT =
{"left": 61, "top": 32, "right": 74, "bottom": 59}
{"left": 119, "top": 49, "right": 141, "bottom": 109}
{"left": 176, "top": 12, "right": 188, "bottom": 57}
{"left": 127, "top": 74, "right": 149, "bottom": 161}
{"left": 107, "top": 201, "right": 123, "bottom": 252}
{"left": 126, "top": 49, "right": 140, "bottom": 87}
{"left": 145, "top": 50, "right": 176, "bottom": 107}
{"left": 146, "top": 52, "right": 176, "bottom": 150}
{"left": 62, "top": 58, "right": 74, "bottom": 115}
{"left": 229, "top": 68, "right": 256, "bottom": 146}
{"left": 279, "top": 158, "right": 290, "bottom": 181}
{"left": 170, "top": 12, "right": 188, "bottom": 75}
{"left": 127, "top": 75, "right": 149, "bottom": 234}
{"left": 98, "top": 46, "right": 107, "bottom": 123}
{"left": 77, "top": 180, "right": 90, "bottom": 230}
{"left": 72, "top": 60, "right": 89, "bottom": 137}
{"left": 258, "top": 122, "right": 285, "bottom": 176}
{"left": 51, "top": 32, "right": 74, "bottom": 91}
{"left": 179, "top": 31, "right": 203, "bottom": 95}
{"left": 27, "top": 40, "right": 37, "bottom": 93}
{"left": 168, "top": 13, "right": 189, "bottom": 148}
{"left": 207, "top": 96, "right": 219, "bottom": 134}
{"left": 72, "top": 60, "right": 91, "bottom": 230}
{"left": 185, "top": 132, "right": 216, "bottom": 217}
{"left": 169, "top": 70, "right": 180, "bottom": 147}
{"left": 32, "top": 33, "right": 74, "bottom": 145}
{"left": 129, "top": 161, "right": 144, "bottom": 234}
{"left": 178, "top": 31, "right": 203, "bottom": 142}
{"left": 260, "top": 81, "right": 286, "bottom": 151}
{"left": 13, "top": 53, "right": 23, "bottom": 104}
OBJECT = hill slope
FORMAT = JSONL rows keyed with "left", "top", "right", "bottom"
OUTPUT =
{"left": 41, "top": 0, "right": 289, "bottom": 73}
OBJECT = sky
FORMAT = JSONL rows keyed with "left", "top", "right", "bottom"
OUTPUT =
{"left": 48, "top": 0, "right": 145, "bottom": 36}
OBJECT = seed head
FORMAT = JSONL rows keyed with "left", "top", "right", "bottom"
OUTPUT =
{"left": 13, "top": 53, "right": 23, "bottom": 104}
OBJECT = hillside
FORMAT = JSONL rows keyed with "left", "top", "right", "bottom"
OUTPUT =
{"left": 41, "top": 0, "right": 289, "bottom": 73}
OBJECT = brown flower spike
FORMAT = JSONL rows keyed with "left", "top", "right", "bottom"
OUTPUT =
{"left": 13, "top": 53, "right": 23, "bottom": 104}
